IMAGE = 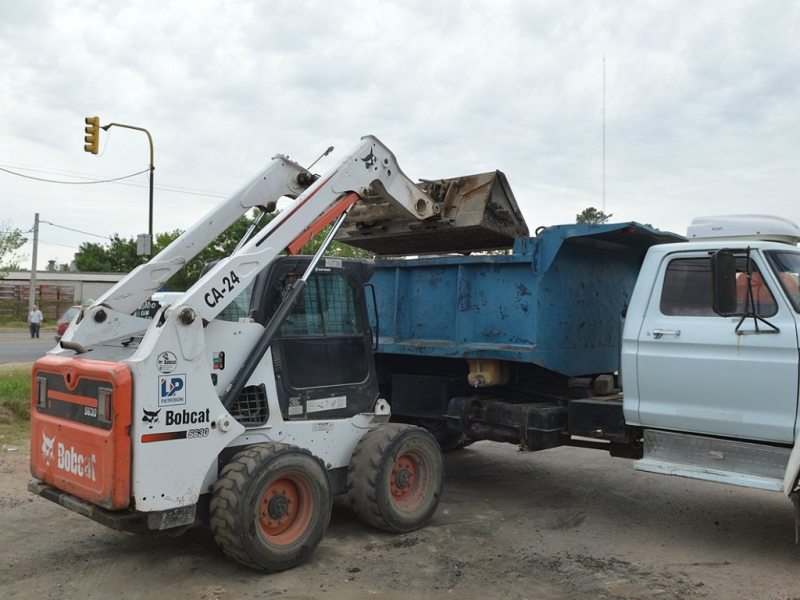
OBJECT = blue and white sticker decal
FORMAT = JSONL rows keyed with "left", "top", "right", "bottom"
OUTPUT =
{"left": 158, "top": 374, "right": 187, "bottom": 407}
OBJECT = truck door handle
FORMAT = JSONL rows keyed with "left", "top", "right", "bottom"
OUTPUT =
{"left": 652, "top": 329, "right": 680, "bottom": 339}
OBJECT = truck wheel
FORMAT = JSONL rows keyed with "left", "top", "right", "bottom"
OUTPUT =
{"left": 347, "top": 424, "right": 443, "bottom": 533}
{"left": 210, "top": 443, "right": 332, "bottom": 572}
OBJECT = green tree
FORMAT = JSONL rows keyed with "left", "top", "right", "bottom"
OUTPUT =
{"left": 74, "top": 234, "right": 144, "bottom": 272}
{"left": 0, "top": 222, "right": 28, "bottom": 277}
{"left": 576, "top": 207, "right": 613, "bottom": 224}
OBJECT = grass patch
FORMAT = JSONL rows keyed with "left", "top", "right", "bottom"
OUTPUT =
{"left": 0, "top": 363, "right": 32, "bottom": 448}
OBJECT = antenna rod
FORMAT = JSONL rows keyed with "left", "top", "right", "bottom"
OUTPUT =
{"left": 603, "top": 55, "right": 606, "bottom": 213}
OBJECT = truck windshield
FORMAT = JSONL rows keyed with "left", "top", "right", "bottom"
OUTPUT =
{"left": 766, "top": 251, "right": 800, "bottom": 312}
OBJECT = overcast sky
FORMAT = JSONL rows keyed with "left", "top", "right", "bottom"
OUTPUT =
{"left": 2, "top": 0, "right": 799, "bottom": 270}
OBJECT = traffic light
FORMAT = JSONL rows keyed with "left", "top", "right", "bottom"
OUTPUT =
{"left": 84, "top": 116, "right": 100, "bottom": 154}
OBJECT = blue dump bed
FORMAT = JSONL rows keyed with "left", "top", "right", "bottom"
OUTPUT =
{"left": 370, "top": 222, "right": 684, "bottom": 377}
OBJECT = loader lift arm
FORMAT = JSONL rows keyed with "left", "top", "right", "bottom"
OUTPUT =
{"left": 61, "top": 136, "right": 437, "bottom": 347}
{"left": 183, "top": 135, "right": 437, "bottom": 323}
{"left": 92, "top": 156, "right": 312, "bottom": 316}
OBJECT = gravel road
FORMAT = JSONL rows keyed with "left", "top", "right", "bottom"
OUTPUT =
{"left": 2, "top": 439, "right": 799, "bottom": 600}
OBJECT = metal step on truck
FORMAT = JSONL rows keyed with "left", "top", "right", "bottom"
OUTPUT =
{"left": 358, "top": 212, "right": 800, "bottom": 537}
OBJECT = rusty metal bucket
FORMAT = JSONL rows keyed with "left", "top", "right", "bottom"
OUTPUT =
{"left": 335, "top": 171, "right": 529, "bottom": 255}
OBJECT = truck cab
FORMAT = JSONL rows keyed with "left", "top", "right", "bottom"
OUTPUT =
{"left": 624, "top": 242, "right": 800, "bottom": 443}
{"left": 622, "top": 215, "right": 800, "bottom": 492}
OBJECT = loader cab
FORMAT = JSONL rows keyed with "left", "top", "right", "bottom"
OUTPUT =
{"left": 251, "top": 256, "right": 379, "bottom": 420}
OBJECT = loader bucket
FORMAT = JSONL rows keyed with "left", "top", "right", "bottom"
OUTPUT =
{"left": 335, "top": 171, "right": 529, "bottom": 255}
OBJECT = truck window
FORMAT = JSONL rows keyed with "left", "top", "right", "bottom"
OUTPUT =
{"left": 660, "top": 257, "right": 777, "bottom": 317}
{"left": 766, "top": 251, "right": 800, "bottom": 312}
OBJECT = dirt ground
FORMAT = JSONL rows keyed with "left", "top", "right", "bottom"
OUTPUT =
{"left": 2, "top": 439, "right": 800, "bottom": 600}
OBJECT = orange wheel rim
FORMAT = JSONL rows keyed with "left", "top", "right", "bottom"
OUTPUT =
{"left": 390, "top": 452, "right": 425, "bottom": 510}
{"left": 258, "top": 475, "right": 314, "bottom": 545}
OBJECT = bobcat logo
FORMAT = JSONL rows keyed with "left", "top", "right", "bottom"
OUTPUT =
{"left": 360, "top": 149, "right": 377, "bottom": 170}
{"left": 142, "top": 408, "right": 161, "bottom": 429}
{"left": 41, "top": 432, "right": 55, "bottom": 464}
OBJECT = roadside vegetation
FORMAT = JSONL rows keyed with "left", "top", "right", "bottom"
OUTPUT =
{"left": 0, "top": 363, "right": 31, "bottom": 448}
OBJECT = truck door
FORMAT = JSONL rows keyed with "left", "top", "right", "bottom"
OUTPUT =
{"left": 635, "top": 252, "right": 799, "bottom": 443}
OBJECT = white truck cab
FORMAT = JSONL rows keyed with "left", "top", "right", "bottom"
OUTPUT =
{"left": 622, "top": 215, "right": 800, "bottom": 497}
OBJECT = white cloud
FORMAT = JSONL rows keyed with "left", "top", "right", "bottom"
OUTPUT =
{"left": 1, "top": 0, "right": 799, "bottom": 268}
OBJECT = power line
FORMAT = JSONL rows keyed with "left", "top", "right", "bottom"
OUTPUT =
{"left": 0, "top": 161, "right": 228, "bottom": 198}
{"left": 0, "top": 165, "right": 149, "bottom": 185}
{"left": 0, "top": 162, "right": 104, "bottom": 180}
{"left": 37, "top": 239, "right": 82, "bottom": 250}
{"left": 40, "top": 220, "right": 112, "bottom": 240}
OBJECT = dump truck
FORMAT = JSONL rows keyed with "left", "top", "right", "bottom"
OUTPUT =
{"left": 363, "top": 213, "right": 800, "bottom": 534}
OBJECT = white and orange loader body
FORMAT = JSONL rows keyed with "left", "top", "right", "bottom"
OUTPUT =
{"left": 29, "top": 136, "right": 446, "bottom": 572}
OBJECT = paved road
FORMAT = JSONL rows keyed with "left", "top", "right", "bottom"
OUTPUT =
{"left": 0, "top": 332, "right": 55, "bottom": 365}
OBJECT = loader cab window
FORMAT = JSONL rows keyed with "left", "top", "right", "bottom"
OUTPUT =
{"left": 215, "top": 280, "right": 255, "bottom": 322}
{"left": 278, "top": 273, "right": 363, "bottom": 338}
{"left": 270, "top": 269, "right": 370, "bottom": 389}
{"left": 660, "top": 257, "right": 777, "bottom": 318}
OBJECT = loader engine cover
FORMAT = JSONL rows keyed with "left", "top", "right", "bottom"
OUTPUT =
{"left": 30, "top": 355, "right": 133, "bottom": 510}
{"left": 335, "top": 171, "right": 529, "bottom": 255}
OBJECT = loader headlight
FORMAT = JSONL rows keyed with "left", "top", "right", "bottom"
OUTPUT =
{"left": 98, "top": 387, "right": 113, "bottom": 423}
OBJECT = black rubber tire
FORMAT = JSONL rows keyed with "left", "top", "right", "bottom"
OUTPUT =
{"left": 210, "top": 443, "right": 332, "bottom": 572}
{"left": 347, "top": 424, "right": 444, "bottom": 533}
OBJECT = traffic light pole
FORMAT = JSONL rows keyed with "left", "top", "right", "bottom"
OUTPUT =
{"left": 100, "top": 123, "right": 155, "bottom": 255}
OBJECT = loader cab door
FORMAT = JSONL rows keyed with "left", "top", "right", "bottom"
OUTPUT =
{"left": 256, "top": 257, "right": 379, "bottom": 419}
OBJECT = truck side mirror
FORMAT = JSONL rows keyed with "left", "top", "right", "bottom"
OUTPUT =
{"left": 711, "top": 250, "right": 737, "bottom": 316}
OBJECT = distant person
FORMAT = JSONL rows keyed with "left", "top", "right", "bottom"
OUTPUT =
{"left": 28, "top": 304, "right": 44, "bottom": 338}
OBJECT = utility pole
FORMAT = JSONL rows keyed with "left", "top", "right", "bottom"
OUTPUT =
{"left": 29, "top": 212, "right": 39, "bottom": 309}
